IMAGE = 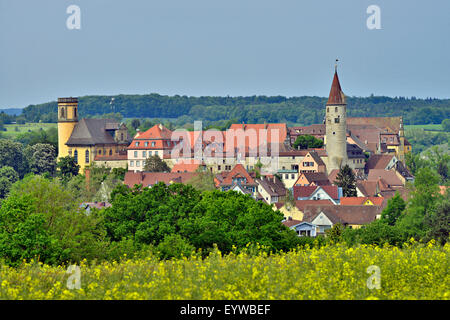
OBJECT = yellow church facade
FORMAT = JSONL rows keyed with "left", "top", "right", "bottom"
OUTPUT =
{"left": 57, "top": 97, "right": 130, "bottom": 174}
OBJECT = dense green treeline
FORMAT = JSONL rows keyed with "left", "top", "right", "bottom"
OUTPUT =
{"left": 17, "top": 94, "right": 450, "bottom": 126}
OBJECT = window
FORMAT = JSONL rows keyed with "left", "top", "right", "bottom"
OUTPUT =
{"left": 218, "top": 165, "right": 221, "bottom": 170}
{"left": 152, "top": 142, "right": 155, "bottom": 147}
{"left": 74, "top": 108, "right": 77, "bottom": 118}
{"left": 60, "top": 107, "right": 65, "bottom": 118}
{"left": 85, "top": 150, "right": 89, "bottom": 164}
{"left": 136, "top": 161, "right": 140, "bottom": 167}
{"left": 291, "top": 174, "right": 295, "bottom": 179}
{"left": 145, "top": 142, "right": 148, "bottom": 147}
{"left": 143, "top": 151, "right": 147, "bottom": 158}
{"left": 121, "top": 133, "right": 124, "bottom": 140}
{"left": 98, "top": 149, "right": 102, "bottom": 155}
{"left": 134, "top": 151, "right": 138, "bottom": 158}
{"left": 167, "top": 141, "right": 171, "bottom": 147}
{"left": 109, "top": 149, "right": 112, "bottom": 156}
{"left": 68, "top": 149, "right": 72, "bottom": 156}
{"left": 130, "top": 161, "right": 134, "bottom": 167}
{"left": 334, "top": 117, "right": 340, "bottom": 123}
{"left": 149, "top": 151, "right": 152, "bottom": 156}
{"left": 74, "top": 150, "right": 78, "bottom": 164}
{"left": 327, "top": 107, "right": 329, "bottom": 113}
{"left": 155, "top": 151, "right": 159, "bottom": 156}
{"left": 135, "top": 142, "right": 139, "bottom": 146}
{"left": 335, "top": 107, "right": 338, "bottom": 112}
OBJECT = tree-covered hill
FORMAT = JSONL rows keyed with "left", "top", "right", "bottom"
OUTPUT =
{"left": 19, "top": 94, "right": 450, "bottom": 126}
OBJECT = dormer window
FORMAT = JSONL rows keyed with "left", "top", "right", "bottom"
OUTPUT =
{"left": 152, "top": 142, "right": 155, "bottom": 147}
{"left": 135, "top": 142, "right": 139, "bottom": 146}
{"left": 145, "top": 142, "right": 149, "bottom": 147}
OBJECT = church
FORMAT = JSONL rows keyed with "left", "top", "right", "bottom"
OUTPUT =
{"left": 57, "top": 97, "right": 131, "bottom": 173}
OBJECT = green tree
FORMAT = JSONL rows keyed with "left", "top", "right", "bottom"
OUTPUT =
{"left": 0, "top": 194, "right": 63, "bottom": 266}
{"left": 131, "top": 119, "right": 141, "bottom": 130}
{"left": 334, "top": 164, "right": 357, "bottom": 197}
{"left": 0, "top": 139, "right": 28, "bottom": 177}
{"left": 424, "top": 196, "right": 450, "bottom": 245}
{"left": 6, "top": 175, "right": 108, "bottom": 264}
{"left": 143, "top": 155, "right": 170, "bottom": 172}
{"left": 24, "top": 143, "right": 57, "bottom": 175}
{"left": 0, "top": 166, "right": 19, "bottom": 199}
{"left": 57, "top": 156, "right": 80, "bottom": 180}
{"left": 441, "top": 118, "right": 450, "bottom": 132}
{"left": 380, "top": 192, "right": 406, "bottom": 226}
{"left": 186, "top": 170, "right": 216, "bottom": 192}
{"left": 397, "top": 168, "right": 441, "bottom": 239}
{"left": 104, "top": 183, "right": 300, "bottom": 256}
{"left": 293, "top": 135, "right": 324, "bottom": 150}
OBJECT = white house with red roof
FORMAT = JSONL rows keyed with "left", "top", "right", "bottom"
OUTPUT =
{"left": 127, "top": 124, "right": 176, "bottom": 171}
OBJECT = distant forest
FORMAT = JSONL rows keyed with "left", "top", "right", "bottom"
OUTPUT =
{"left": 8, "top": 94, "right": 450, "bottom": 126}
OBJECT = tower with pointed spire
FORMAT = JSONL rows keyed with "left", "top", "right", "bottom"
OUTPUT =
{"left": 324, "top": 63, "right": 347, "bottom": 173}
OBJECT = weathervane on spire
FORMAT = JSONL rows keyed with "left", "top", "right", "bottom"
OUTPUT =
{"left": 335, "top": 58, "right": 339, "bottom": 72}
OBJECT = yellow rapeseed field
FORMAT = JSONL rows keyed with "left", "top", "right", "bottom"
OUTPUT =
{"left": 0, "top": 241, "right": 448, "bottom": 300}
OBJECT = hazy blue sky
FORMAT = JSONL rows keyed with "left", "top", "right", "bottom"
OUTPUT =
{"left": 1, "top": 0, "right": 449, "bottom": 108}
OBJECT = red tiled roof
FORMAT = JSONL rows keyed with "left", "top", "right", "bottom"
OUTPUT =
{"left": 367, "top": 169, "right": 403, "bottom": 187}
{"left": 340, "top": 196, "right": 385, "bottom": 207}
{"left": 220, "top": 164, "right": 256, "bottom": 186}
{"left": 293, "top": 186, "right": 318, "bottom": 199}
{"left": 303, "top": 205, "right": 380, "bottom": 225}
{"left": 171, "top": 160, "right": 204, "bottom": 173}
{"left": 282, "top": 219, "right": 303, "bottom": 228}
{"left": 124, "top": 171, "right": 199, "bottom": 188}
{"left": 326, "top": 70, "right": 346, "bottom": 105}
{"left": 320, "top": 185, "right": 339, "bottom": 200}
{"left": 365, "top": 154, "right": 395, "bottom": 171}
{"left": 295, "top": 172, "right": 331, "bottom": 186}
{"left": 295, "top": 200, "right": 334, "bottom": 212}
{"left": 135, "top": 124, "right": 173, "bottom": 140}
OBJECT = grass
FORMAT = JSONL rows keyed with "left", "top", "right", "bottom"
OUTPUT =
{"left": 0, "top": 242, "right": 448, "bottom": 300}
{"left": 2, "top": 123, "right": 57, "bottom": 138}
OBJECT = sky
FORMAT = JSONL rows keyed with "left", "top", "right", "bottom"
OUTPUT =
{"left": 0, "top": 0, "right": 449, "bottom": 108}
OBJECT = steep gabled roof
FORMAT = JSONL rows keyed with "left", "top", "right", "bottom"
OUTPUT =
{"left": 365, "top": 154, "right": 395, "bottom": 171}
{"left": 295, "top": 172, "right": 331, "bottom": 186}
{"left": 295, "top": 199, "right": 334, "bottom": 212}
{"left": 66, "top": 118, "right": 118, "bottom": 146}
{"left": 326, "top": 70, "right": 346, "bottom": 105}
{"left": 340, "top": 196, "right": 386, "bottom": 207}
{"left": 135, "top": 124, "right": 173, "bottom": 140}
{"left": 303, "top": 205, "right": 379, "bottom": 225}
{"left": 256, "top": 176, "right": 286, "bottom": 197}
{"left": 124, "top": 171, "right": 198, "bottom": 188}
{"left": 367, "top": 169, "right": 403, "bottom": 187}
{"left": 220, "top": 164, "right": 256, "bottom": 186}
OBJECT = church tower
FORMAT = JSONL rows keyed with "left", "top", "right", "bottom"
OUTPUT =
{"left": 325, "top": 65, "right": 347, "bottom": 172}
{"left": 57, "top": 97, "right": 78, "bottom": 160}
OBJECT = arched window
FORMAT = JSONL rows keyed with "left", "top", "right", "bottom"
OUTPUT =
{"left": 60, "top": 107, "right": 65, "bottom": 118}
{"left": 85, "top": 150, "right": 90, "bottom": 164}
{"left": 74, "top": 150, "right": 78, "bottom": 164}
